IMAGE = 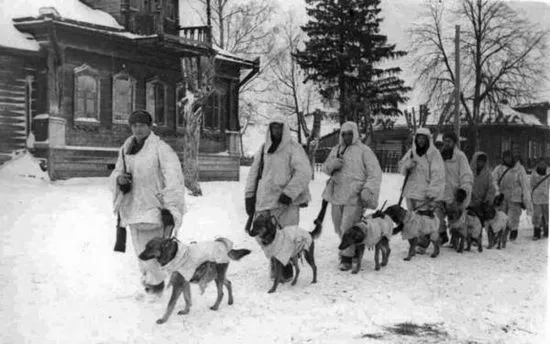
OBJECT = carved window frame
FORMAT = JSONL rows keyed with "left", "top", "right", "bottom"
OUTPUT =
{"left": 112, "top": 71, "right": 137, "bottom": 124}
{"left": 74, "top": 64, "right": 101, "bottom": 124}
{"left": 146, "top": 77, "right": 169, "bottom": 127}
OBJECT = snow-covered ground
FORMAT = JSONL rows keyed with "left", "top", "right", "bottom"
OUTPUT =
{"left": 0, "top": 157, "right": 548, "bottom": 344}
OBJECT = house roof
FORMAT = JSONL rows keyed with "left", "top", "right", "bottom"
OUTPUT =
{"left": 0, "top": 0, "right": 122, "bottom": 51}
{"left": 2, "top": 0, "right": 258, "bottom": 68}
{"left": 213, "top": 45, "right": 258, "bottom": 69}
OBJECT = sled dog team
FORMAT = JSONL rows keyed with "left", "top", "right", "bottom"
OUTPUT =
{"left": 112, "top": 110, "right": 549, "bottom": 324}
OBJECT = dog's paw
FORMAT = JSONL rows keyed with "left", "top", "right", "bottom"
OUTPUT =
{"left": 351, "top": 269, "right": 359, "bottom": 274}
{"left": 464, "top": 247, "right": 471, "bottom": 252}
{"left": 156, "top": 318, "right": 167, "bottom": 325}
{"left": 311, "top": 279, "right": 317, "bottom": 284}
{"left": 403, "top": 257, "right": 412, "bottom": 261}
{"left": 430, "top": 253, "right": 438, "bottom": 258}
{"left": 210, "top": 306, "right": 219, "bottom": 311}
{"left": 267, "top": 289, "right": 276, "bottom": 294}
{"left": 375, "top": 266, "right": 380, "bottom": 271}
{"left": 177, "top": 309, "right": 190, "bottom": 316}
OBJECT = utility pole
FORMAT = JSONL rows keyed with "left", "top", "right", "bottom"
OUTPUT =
{"left": 206, "top": 0, "right": 212, "bottom": 45}
{"left": 454, "top": 25, "right": 461, "bottom": 148}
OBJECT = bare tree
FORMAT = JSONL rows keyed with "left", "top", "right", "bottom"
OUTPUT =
{"left": 411, "top": 0, "right": 548, "bottom": 149}
{"left": 177, "top": 56, "right": 217, "bottom": 196}
{"left": 265, "top": 13, "right": 316, "bottom": 141}
{"left": 195, "top": 0, "right": 278, "bottom": 138}
{"left": 198, "top": 0, "right": 275, "bottom": 54}
{"left": 262, "top": 12, "right": 324, "bottom": 175}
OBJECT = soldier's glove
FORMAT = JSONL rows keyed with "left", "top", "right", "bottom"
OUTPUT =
{"left": 455, "top": 188, "right": 467, "bottom": 204}
{"left": 278, "top": 193, "right": 292, "bottom": 206}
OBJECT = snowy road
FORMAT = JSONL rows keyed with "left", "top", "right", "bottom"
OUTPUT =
{"left": 0, "top": 162, "right": 548, "bottom": 344}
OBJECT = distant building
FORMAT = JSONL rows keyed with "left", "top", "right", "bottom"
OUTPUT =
{"left": 317, "top": 102, "right": 550, "bottom": 172}
{"left": 0, "top": 0, "right": 259, "bottom": 181}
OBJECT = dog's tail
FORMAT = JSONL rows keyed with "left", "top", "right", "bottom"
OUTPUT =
{"left": 310, "top": 222, "right": 323, "bottom": 240}
{"left": 228, "top": 249, "right": 252, "bottom": 261}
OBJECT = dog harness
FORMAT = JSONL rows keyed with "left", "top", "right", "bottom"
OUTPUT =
{"left": 402, "top": 211, "right": 440, "bottom": 241}
{"left": 486, "top": 211, "right": 508, "bottom": 233}
{"left": 260, "top": 225, "right": 312, "bottom": 265}
{"left": 161, "top": 239, "right": 233, "bottom": 282}
{"left": 463, "top": 213, "right": 483, "bottom": 238}
{"left": 354, "top": 216, "right": 394, "bottom": 249}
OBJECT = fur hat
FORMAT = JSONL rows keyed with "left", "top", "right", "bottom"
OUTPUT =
{"left": 442, "top": 131, "right": 458, "bottom": 143}
{"left": 128, "top": 110, "right": 153, "bottom": 126}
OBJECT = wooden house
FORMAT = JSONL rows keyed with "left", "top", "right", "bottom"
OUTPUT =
{"left": 317, "top": 102, "right": 550, "bottom": 172}
{"left": 0, "top": 0, "right": 259, "bottom": 181}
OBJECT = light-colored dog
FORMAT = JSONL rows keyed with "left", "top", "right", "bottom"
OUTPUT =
{"left": 139, "top": 237, "right": 251, "bottom": 324}
{"left": 485, "top": 208, "right": 510, "bottom": 249}
{"left": 384, "top": 205, "right": 440, "bottom": 261}
{"left": 338, "top": 214, "right": 394, "bottom": 273}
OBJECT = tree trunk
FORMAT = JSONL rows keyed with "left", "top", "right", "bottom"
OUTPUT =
{"left": 179, "top": 91, "right": 203, "bottom": 196}
{"left": 182, "top": 123, "right": 203, "bottom": 196}
{"left": 472, "top": 122, "right": 480, "bottom": 153}
{"left": 218, "top": 1, "right": 224, "bottom": 49}
{"left": 339, "top": 76, "right": 346, "bottom": 124}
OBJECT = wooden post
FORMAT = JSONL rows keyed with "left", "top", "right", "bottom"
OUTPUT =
{"left": 455, "top": 25, "right": 461, "bottom": 147}
{"left": 206, "top": 0, "right": 212, "bottom": 45}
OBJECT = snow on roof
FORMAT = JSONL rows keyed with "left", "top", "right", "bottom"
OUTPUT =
{"left": 387, "top": 102, "right": 544, "bottom": 130}
{"left": 1, "top": 0, "right": 123, "bottom": 51}
{"left": 492, "top": 104, "right": 542, "bottom": 126}
{"left": 213, "top": 45, "right": 256, "bottom": 66}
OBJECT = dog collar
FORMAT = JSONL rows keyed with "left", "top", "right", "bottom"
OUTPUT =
{"left": 161, "top": 241, "right": 190, "bottom": 273}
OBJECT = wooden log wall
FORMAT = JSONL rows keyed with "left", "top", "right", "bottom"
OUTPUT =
{"left": 0, "top": 52, "right": 38, "bottom": 165}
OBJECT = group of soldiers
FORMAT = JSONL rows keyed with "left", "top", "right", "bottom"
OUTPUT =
{"left": 245, "top": 118, "right": 550, "bottom": 275}
{"left": 111, "top": 110, "right": 548, "bottom": 297}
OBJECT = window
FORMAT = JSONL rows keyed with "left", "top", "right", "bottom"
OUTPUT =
{"left": 146, "top": 78, "right": 168, "bottom": 126}
{"left": 501, "top": 136, "right": 511, "bottom": 154}
{"left": 203, "top": 90, "right": 226, "bottom": 130}
{"left": 74, "top": 64, "right": 100, "bottom": 122}
{"left": 166, "top": 0, "right": 176, "bottom": 20}
{"left": 112, "top": 72, "right": 136, "bottom": 124}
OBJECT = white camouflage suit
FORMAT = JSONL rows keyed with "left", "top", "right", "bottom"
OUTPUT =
{"left": 111, "top": 132, "right": 186, "bottom": 287}
{"left": 322, "top": 121, "right": 382, "bottom": 258}
{"left": 245, "top": 117, "right": 312, "bottom": 227}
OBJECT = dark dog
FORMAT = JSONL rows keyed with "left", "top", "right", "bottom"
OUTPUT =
{"left": 338, "top": 215, "right": 393, "bottom": 273}
{"left": 481, "top": 203, "right": 510, "bottom": 249}
{"left": 250, "top": 214, "right": 320, "bottom": 293}
{"left": 139, "top": 237, "right": 251, "bottom": 324}
{"left": 384, "top": 204, "right": 440, "bottom": 261}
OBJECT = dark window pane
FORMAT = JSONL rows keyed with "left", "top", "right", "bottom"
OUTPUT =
{"left": 155, "top": 83, "right": 165, "bottom": 125}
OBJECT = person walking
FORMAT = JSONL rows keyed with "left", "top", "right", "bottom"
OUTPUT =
{"left": 245, "top": 116, "right": 312, "bottom": 281}
{"left": 399, "top": 128, "right": 445, "bottom": 215}
{"left": 322, "top": 121, "right": 382, "bottom": 271}
{"left": 492, "top": 151, "right": 533, "bottom": 241}
{"left": 530, "top": 158, "right": 549, "bottom": 240}
{"left": 437, "top": 132, "right": 473, "bottom": 246}
{"left": 111, "top": 110, "right": 186, "bottom": 299}
{"left": 470, "top": 152, "right": 496, "bottom": 209}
